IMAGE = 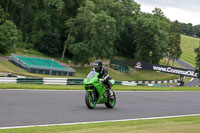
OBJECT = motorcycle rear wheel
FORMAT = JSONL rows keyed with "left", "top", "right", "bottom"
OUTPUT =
{"left": 85, "top": 91, "right": 96, "bottom": 109}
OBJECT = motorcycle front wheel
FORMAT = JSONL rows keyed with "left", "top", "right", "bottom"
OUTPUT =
{"left": 85, "top": 91, "right": 96, "bottom": 109}
{"left": 105, "top": 91, "right": 116, "bottom": 108}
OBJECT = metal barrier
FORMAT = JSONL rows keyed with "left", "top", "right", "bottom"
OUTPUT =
{"left": 0, "top": 77, "right": 179, "bottom": 86}
{"left": 0, "top": 77, "right": 17, "bottom": 83}
{"left": 17, "top": 77, "right": 43, "bottom": 84}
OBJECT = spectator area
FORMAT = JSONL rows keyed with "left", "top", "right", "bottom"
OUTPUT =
{"left": 9, "top": 55, "right": 75, "bottom": 76}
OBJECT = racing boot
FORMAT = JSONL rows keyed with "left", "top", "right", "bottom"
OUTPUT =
{"left": 107, "top": 88, "right": 114, "bottom": 100}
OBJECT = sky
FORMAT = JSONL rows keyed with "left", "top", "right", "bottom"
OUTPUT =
{"left": 134, "top": 0, "right": 200, "bottom": 25}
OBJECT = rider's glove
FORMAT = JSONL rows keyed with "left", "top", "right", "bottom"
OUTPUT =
{"left": 99, "top": 79, "right": 104, "bottom": 82}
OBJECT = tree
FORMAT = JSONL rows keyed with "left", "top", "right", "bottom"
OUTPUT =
{"left": 66, "top": 0, "right": 117, "bottom": 65}
{"left": 134, "top": 12, "right": 169, "bottom": 64}
{"left": 0, "top": 5, "right": 7, "bottom": 23}
{"left": 0, "top": 5, "right": 19, "bottom": 53}
{"left": 69, "top": 42, "right": 91, "bottom": 66}
{"left": 34, "top": 32, "right": 61, "bottom": 56}
{"left": 86, "top": 10, "right": 117, "bottom": 59}
{"left": 61, "top": 18, "right": 75, "bottom": 61}
{"left": 0, "top": 20, "right": 19, "bottom": 53}
{"left": 195, "top": 44, "right": 200, "bottom": 79}
{"left": 180, "top": 23, "right": 196, "bottom": 37}
{"left": 104, "top": 0, "right": 140, "bottom": 57}
{"left": 168, "top": 20, "right": 182, "bottom": 65}
{"left": 194, "top": 25, "right": 200, "bottom": 38}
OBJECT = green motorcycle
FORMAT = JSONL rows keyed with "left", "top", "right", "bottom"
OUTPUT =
{"left": 84, "top": 71, "right": 116, "bottom": 109}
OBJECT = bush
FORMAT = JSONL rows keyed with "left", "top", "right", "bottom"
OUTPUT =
{"left": 34, "top": 32, "right": 62, "bottom": 56}
{"left": 0, "top": 20, "right": 19, "bottom": 53}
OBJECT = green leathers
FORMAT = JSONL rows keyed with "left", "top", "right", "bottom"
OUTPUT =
{"left": 84, "top": 71, "right": 116, "bottom": 109}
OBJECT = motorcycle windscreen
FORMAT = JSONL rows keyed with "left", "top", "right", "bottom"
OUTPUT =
{"left": 87, "top": 71, "right": 97, "bottom": 80}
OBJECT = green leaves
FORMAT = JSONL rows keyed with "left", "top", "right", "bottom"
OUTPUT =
{"left": 133, "top": 12, "right": 170, "bottom": 64}
{"left": 67, "top": 0, "right": 117, "bottom": 64}
{"left": 168, "top": 20, "right": 182, "bottom": 61}
{"left": 195, "top": 44, "right": 200, "bottom": 79}
{"left": 88, "top": 11, "right": 117, "bottom": 58}
{"left": 69, "top": 42, "right": 91, "bottom": 66}
{"left": 43, "top": 0, "right": 65, "bottom": 10}
{"left": 34, "top": 32, "right": 61, "bottom": 56}
{"left": 0, "top": 20, "right": 19, "bottom": 53}
{"left": 0, "top": 6, "right": 7, "bottom": 24}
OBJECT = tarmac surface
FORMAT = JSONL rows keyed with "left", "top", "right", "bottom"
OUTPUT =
{"left": 0, "top": 90, "right": 200, "bottom": 128}
{"left": 176, "top": 59, "right": 199, "bottom": 86}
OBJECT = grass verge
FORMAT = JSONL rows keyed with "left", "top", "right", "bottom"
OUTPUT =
{"left": 74, "top": 66, "right": 179, "bottom": 81}
{"left": 0, "top": 60, "right": 179, "bottom": 81}
{"left": 1, "top": 115, "right": 200, "bottom": 133}
{"left": 180, "top": 35, "right": 200, "bottom": 67}
{"left": 0, "top": 84, "right": 200, "bottom": 91}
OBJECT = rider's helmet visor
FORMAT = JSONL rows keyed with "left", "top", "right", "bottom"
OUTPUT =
{"left": 94, "top": 63, "right": 100, "bottom": 71}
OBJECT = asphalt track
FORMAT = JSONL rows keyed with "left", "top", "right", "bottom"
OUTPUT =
{"left": 1, "top": 90, "right": 200, "bottom": 128}
{"left": 176, "top": 59, "right": 199, "bottom": 86}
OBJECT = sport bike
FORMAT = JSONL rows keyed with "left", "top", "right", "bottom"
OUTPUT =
{"left": 84, "top": 71, "right": 116, "bottom": 109}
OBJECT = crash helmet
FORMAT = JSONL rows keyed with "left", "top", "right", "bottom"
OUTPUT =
{"left": 94, "top": 60, "right": 102, "bottom": 72}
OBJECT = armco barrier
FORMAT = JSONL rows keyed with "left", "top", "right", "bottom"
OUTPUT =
{"left": 115, "top": 81, "right": 122, "bottom": 85}
{"left": 17, "top": 77, "right": 43, "bottom": 84}
{"left": 0, "top": 77, "right": 17, "bottom": 83}
{"left": 0, "top": 77, "right": 180, "bottom": 85}
{"left": 67, "top": 79, "right": 84, "bottom": 85}
{"left": 43, "top": 78, "right": 67, "bottom": 85}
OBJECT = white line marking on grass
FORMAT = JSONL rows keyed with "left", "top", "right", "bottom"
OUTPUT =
{"left": 0, "top": 114, "right": 200, "bottom": 129}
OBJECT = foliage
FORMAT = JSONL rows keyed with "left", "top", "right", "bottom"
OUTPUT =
{"left": 0, "top": 20, "right": 19, "bottom": 53}
{"left": 0, "top": 0, "right": 185, "bottom": 66}
{"left": 68, "top": 0, "right": 117, "bottom": 64}
{"left": 134, "top": 10, "right": 170, "bottom": 64}
{"left": 194, "top": 25, "right": 200, "bottom": 37}
{"left": 34, "top": 32, "right": 62, "bottom": 56}
{"left": 0, "top": 5, "right": 7, "bottom": 23}
{"left": 0, "top": 5, "right": 18, "bottom": 53}
{"left": 180, "top": 23, "right": 200, "bottom": 38}
{"left": 195, "top": 44, "right": 200, "bottom": 79}
{"left": 168, "top": 20, "right": 182, "bottom": 62}
{"left": 69, "top": 42, "right": 91, "bottom": 66}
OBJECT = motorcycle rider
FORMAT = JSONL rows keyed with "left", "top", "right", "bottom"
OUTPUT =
{"left": 92, "top": 60, "right": 113, "bottom": 97}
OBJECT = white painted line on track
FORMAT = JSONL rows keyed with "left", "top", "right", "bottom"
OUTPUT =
{"left": 190, "top": 78, "right": 194, "bottom": 82}
{"left": 0, "top": 114, "right": 200, "bottom": 130}
{"left": 0, "top": 89, "right": 84, "bottom": 92}
{"left": 116, "top": 90, "right": 200, "bottom": 93}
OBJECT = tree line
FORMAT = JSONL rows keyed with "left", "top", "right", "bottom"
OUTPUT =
{"left": 0, "top": 0, "right": 182, "bottom": 66}
{"left": 180, "top": 23, "right": 200, "bottom": 38}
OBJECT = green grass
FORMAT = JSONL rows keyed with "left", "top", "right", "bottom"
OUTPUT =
{"left": 180, "top": 35, "right": 200, "bottom": 66}
{"left": 0, "top": 60, "right": 66, "bottom": 77}
{"left": 1, "top": 115, "right": 200, "bottom": 133}
{"left": 0, "top": 60, "right": 179, "bottom": 81}
{"left": 0, "top": 84, "right": 200, "bottom": 91}
{"left": 0, "top": 60, "right": 29, "bottom": 74}
{"left": 160, "top": 57, "right": 182, "bottom": 68}
{"left": 15, "top": 48, "right": 72, "bottom": 65}
{"left": 15, "top": 48, "right": 49, "bottom": 58}
{"left": 73, "top": 66, "right": 179, "bottom": 81}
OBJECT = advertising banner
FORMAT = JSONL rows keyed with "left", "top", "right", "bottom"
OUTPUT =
{"left": 110, "top": 59, "right": 198, "bottom": 78}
